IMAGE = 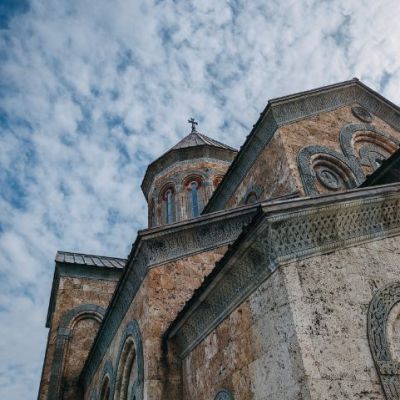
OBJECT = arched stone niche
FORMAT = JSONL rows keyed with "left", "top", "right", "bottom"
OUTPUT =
{"left": 240, "top": 185, "right": 262, "bottom": 205}
{"left": 368, "top": 282, "right": 400, "bottom": 399}
{"left": 297, "top": 145, "right": 364, "bottom": 196}
{"left": 340, "top": 123, "right": 400, "bottom": 175}
{"left": 47, "top": 304, "right": 105, "bottom": 399}
{"left": 214, "top": 388, "right": 234, "bottom": 400}
{"left": 114, "top": 320, "right": 144, "bottom": 400}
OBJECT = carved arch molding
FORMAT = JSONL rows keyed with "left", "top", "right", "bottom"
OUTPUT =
{"left": 47, "top": 304, "right": 106, "bottom": 400}
{"left": 368, "top": 282, "right": 400, "bottom": 399}
{"left": 298, "top": 120, "right": 400, "bottom": 196}
{"left": 95, "top": 320, "right": 144, "bottom": 400}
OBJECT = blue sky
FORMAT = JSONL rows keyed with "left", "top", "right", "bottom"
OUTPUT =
{"left": 1, "top": 0, "right": 400, "bottom": 398}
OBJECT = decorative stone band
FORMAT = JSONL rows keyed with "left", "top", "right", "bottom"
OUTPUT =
{"left": 377, "top": 361, "right": 400, "bottom": 376}
{"left": 167, "top": 184, "right": 400, "bottom": 358}
{"left": 368, "top": 282, "right": 400, "bottom": 399}
{"left": 80, "top": 204, "right": 257, "bottom": 389}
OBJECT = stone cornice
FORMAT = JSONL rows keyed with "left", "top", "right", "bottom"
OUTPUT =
{"left": 46, "top": 263, "right": 122, "bottom": 328}
{"left": 167, "top": 183, "right": 400, "bottom": 358}
{"left": 204, "top": 79, "right": 400, "bottom": 213}
{"left": 80, "top": 204, "right": 257, "bottom": 389}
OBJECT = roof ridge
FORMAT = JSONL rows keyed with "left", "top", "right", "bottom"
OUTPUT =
{"left": 56, "top": 250, "right": 127, "bottom": 260}
{"left": 196, "top": 131, "right": 237, "bottom": 151}
{"left": 170, "top": 130, "right": 237, "bottom": 151}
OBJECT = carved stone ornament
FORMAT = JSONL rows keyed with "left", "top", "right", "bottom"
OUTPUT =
{"left": 214, "top": 389, "right": 234, "bottom": 400}
{"left": 352, "top": 106, "right": 373, "bottom": 123}
{"left": 368, "top": 282, "right": 400, "bottom": 399}
{"left": 297, "top": 145, "right": 364, "bottom": 196}
{"left": 315, "top": 167, "right": 342, "bottom": 190}
{"left": 359, "top": 144, "right": 389, "bottom": 169}
{"left": 340, "top": 123, "right": 399, "bottom": 173}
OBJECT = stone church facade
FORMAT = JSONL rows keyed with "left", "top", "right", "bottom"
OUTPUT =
{"left": 38, "top": 78, "right": 400, "bottom": 399}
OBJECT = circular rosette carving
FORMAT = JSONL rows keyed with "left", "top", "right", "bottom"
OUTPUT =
{"left": 351, "top": 106, "right": 373, "bottom": 123}
{"left": 315, "top": 165, "right": 344, "bottom": 190}
{"left": 297, "top": 145, "right": 363, "bottom": 196}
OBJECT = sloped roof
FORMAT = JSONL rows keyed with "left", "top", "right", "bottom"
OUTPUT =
{"left": 141, "top": 129, "right": 237, "bottom": 198}
{"left": 170, "top": 130, "right": 236, "bottom": 152}
{"left": 55, "top": 251, "right": 126, "bottom": 269}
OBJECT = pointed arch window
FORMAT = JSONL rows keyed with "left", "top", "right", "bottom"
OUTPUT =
{"left": 161, "top": 186, "right": 175, "bottom": 224}
{"left": 185, "top": 178, "right": 203, "bottom": 218}
{"left": 191, "top": 181, "right": 199, "bottom": 217}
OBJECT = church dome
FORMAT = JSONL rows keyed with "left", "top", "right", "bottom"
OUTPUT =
{"left": 141, "top": 120, "right": 237, "bottom": 228}
{"left": 170, "top": 130, "right": 236, "bottom": 151}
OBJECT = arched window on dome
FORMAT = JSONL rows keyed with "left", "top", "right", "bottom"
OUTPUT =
{"left": 185, "top": 177, "right": 204, "bottom": 218}
{"left": 191, "top": 181, "right": 199, "bottom": 217}
{"left": 161, "top": 186, "right": 175, "bottom": 224}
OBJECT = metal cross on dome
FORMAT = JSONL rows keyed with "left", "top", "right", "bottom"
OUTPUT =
{"left": 188, "top": 117, "right": 198, "bottom": 132}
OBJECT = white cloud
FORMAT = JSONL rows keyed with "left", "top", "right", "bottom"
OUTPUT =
{"left": 1, "top": 0, "right": 400, "bottom": 398}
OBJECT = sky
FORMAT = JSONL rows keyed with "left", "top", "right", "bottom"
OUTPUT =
{"left": 1, "top": 0, "right": 400, "bottom": 398}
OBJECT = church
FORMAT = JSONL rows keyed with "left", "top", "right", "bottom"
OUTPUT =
{"left": 38, "top": 78, "right": 400, "bottom": 399}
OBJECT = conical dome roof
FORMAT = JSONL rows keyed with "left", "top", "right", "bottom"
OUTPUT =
{"left": 141, "top": 121, "right": 237, "bottom": 199}
{"left": 170, "top": 130, "right": 236, "bottom": 152}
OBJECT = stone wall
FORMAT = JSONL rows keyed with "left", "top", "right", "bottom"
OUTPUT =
{"left": 225, "top": 133, "right": 297, "bottom": 208}
{"left": 38, "top": 275, "right": 118, "bottom": 400}
{"left": 180, "top": 235, "right": 400, "bottom": 399}
{"left": 226, "top": 105, "right": 400, "bottom": 208}
{"left": 84, "top": 247, "right": 227, "bottom": 400}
